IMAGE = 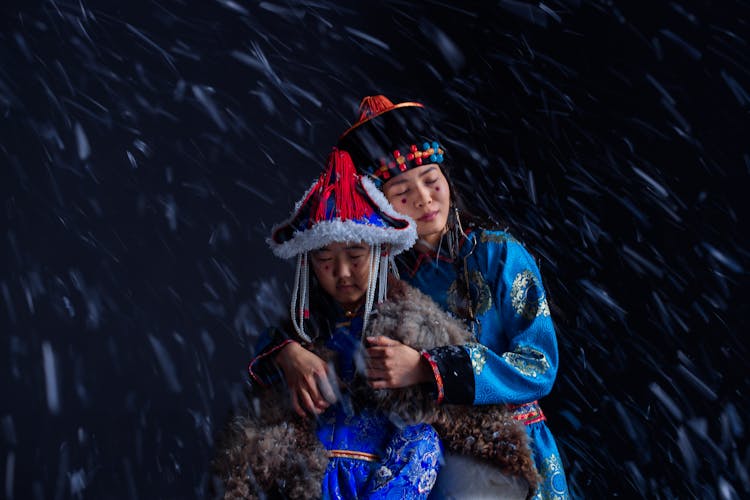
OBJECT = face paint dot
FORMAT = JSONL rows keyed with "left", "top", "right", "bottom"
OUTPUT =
{"left": 435, "top": 187, "right": 440, "bottom": 191}
{"left": 353, "top": 264, "right": 358, "bottom": 268}
{"left": 324, "top": 265, "right": 329, "bottom": 271}
{"left": 401, "top": 198, "right": 407, "bottom": 204}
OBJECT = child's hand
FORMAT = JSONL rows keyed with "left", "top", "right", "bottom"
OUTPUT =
{"left": 275, "top": 342, "right": 335, "bottom": 416}
{"left": 365, "top": 336, "right": 432, "bottom": 389}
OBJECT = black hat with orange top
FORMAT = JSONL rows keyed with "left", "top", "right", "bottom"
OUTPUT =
{"left": 337, "top": 95, "right": 446, "bottom": 186}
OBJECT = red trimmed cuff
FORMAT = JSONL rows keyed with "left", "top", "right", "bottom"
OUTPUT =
{"left": 508, "top": 400, "right": 547, "bottom": 425}
{"left": 248, "top": 339, "right": 296, "bottom": 387}
{"left": 420, "top": 350, "right": 445, "bottom": 405}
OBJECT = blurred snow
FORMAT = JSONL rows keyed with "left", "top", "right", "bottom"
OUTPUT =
{"left": 1, "top": 1, "right": 748, "bottom": 498}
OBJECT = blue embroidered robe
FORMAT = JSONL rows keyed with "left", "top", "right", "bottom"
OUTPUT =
{"left": 400, "top": 228, "right": 569, "bottom": 500}
{"left": 250, "top": 310, "right": 442, "bottom": 499}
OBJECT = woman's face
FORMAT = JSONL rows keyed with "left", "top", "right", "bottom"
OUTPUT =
{"left": 382, "top": 164, "right": 451, "bottom": 248}
{"left": 310, "top": 242, "right": 371, "bottom": 310}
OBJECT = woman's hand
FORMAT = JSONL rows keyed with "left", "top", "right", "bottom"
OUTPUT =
{"left": 275, "top": 342, "right": 336, "bottom": 416}
{"left": 365, "top": 336, "right": 432, "bottom": 389}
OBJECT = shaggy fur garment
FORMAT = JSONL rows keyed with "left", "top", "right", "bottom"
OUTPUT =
{"left": 212, "top": 394, "right": 328, "bottom": 499}
{"left": 213, "top": 279, "right": 540, "bottom": 499}
{"left": 366, "top": 279, "right": 541, "bottom": 491}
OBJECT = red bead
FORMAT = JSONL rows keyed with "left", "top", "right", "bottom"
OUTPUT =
{"left": 393, "top": 150, "right": 401, "bottom": 158}
{"left": 410, "top": 144, "right": 418, "bottom": 152}
{"left": 399, "top": 163, "right": 407, "bottom": 171}
{"left": 406, "top": 153, "right": 414, "bottom": 160}
{"left": 416, "top": 157, "right": 423, "bottom": 165}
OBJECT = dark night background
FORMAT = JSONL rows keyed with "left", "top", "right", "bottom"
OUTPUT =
{"left": 1, "top": 1, "right": 748, "bottom": 498}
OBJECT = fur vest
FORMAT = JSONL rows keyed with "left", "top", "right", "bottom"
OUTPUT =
{"left": 213, "top": 280, "right": 540, "bottom": 499}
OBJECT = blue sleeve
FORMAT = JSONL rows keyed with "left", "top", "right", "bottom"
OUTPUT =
{"left": 467, "top": 236, "right": 559, "bottom": 405}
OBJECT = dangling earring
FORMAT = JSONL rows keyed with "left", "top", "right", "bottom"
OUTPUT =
{"left": 446, "top": 203, "right": 463, "bottom": 259}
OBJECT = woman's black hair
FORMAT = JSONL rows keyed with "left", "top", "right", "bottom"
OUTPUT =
{"left": 438, "top": 158, "right": 506, "bottom": 232}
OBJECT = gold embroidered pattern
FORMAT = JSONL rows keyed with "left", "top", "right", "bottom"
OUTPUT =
{"left": 530, "top": 453, "right": 568, "bottom": 500}
{"left": 511, "top": 270, "right": 551, "bottom": 320}
{"left": 479, "top": 231, "right": 519, "bottom": 245}
{"left": 328, "top": 450, "right": 380, "bottom": 462}
{"left": 446, "top": 281, "right": 462, "bottom": 317}
{"left": 467, "top": 343, "right": 488, "bottom": 375}
{"left": 446, "top": 270, "right": 492, "bottom": 318}
{"left": 501, "top": 346, "right": 550, "bottom": 378}
{"left": 538, "top": 296, "right": 551, "bottom": 317}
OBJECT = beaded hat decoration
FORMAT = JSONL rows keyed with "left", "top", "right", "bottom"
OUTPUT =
{"left": 337, "top": 95, "right": 446, "bottom": 185}
{"left": 268, "top": 148, "right": 418, "bottom": 341}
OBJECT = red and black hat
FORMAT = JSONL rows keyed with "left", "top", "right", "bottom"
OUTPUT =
{"left": 268, "top": 147, "right": 417, "bottom": 259}
{"left": 337, "top": 95, "right": 446, "bottom": 185}
{"left": 267, "top": 148, "right": 417, "bottom": 342}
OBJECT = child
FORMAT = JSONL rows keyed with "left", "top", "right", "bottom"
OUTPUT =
{"left": 238, "top": 148, "right": 441, "bottom": 499}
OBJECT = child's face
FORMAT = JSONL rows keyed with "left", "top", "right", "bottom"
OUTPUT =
{"left": 310, "top": 242, "right": 371, "bottom": 310}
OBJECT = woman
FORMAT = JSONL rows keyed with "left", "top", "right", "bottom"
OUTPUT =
{"left": 337, "top": 95, "right": 570, "bottom": 499}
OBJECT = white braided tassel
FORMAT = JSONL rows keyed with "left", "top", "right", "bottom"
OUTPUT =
{"left": 361, "top": 243, "right": 380, "bottom": 336}
{"left": 290, "top": 252, "right": 312, "bottom": 343}
{"left": 389, "top": 254, "right": 400, "bottom": 280}
{"left": 377, "top": 250, "right": 389, "bottom": 304}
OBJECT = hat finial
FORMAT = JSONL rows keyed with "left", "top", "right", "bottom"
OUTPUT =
{"left": 358, "top": 95, "right": 395, "bottom": 121}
